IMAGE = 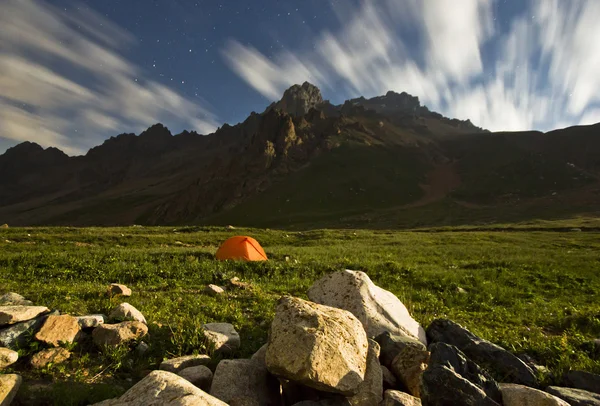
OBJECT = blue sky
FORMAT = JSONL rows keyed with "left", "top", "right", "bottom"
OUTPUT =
{"left": 1, "top": 0, "right": 599, "bottom": 155}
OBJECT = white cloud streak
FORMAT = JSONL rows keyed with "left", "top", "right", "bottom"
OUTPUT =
{"left": 0, "top": 0, "right": 218, "bottom": 155}
{"left": 222, "top": 0, "right": 600, "bottom": 132}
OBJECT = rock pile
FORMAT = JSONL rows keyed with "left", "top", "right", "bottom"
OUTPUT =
{"left": 2, "top": 272, "right": 600, "bottom": 405}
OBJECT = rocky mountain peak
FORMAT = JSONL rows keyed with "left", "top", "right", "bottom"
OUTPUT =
{"left": 267, "top": 82, "right": 324, "bottom": 117}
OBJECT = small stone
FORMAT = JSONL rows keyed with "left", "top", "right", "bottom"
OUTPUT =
{"left": 564, "top": 370, "right": 600, "bottom": 395}
{"left": 109, "top": 284, "right": 132, "bottom": 297}
{"left": 159, "top": 354, "right": 211, "bottom": 373}
{"left": 0, "top": 374, "right": 22, "bottom": 406}
{"left": 547, "top": 386, "right": 600, "bottom": 405}
{"left": 30, "top": 348, "right": 71, "bottom": 369}
{"left": 92, "top": 321, "right": 148, "bottom": 346}
{"left": 205, "top": 284, "right": 225, "bottom": 296}
{"left": 0, "top": 305, "right": 49, "bottom": 326}
{"left": 500, "top": 383, "right": 570, "bottom": 406}
{"left": 0, "top": 292, "right": 33, "bottom": 306}
{"left": 381, "top": 366, "right": 398, "bottom": 389}
{"left": 203, "top": 323, "right": 241, "bottom": 354}
{"left": 389, "top": 339, "right": 430, "bottom": 397}
{"left": 210, "top": 359, "right": 281, "bottom": 406}
{"left": 229, "top": 277, "right": 253, "bottom": 290}
{"left": 178, "top": 365, "right": 213, "bottom": 391}
{"left": 0, "top": 347, "right": 18, "bottom": 369}
{"left": 250, "top": 344, "right": 268, "bottom": 368}
{"left": 75, "top": 314, "right": 105, "bottom": 329}
{"left": 136, "top": 341, "right": 149, "bottom": 355}
{"left": 109, "top": 303, "right": 146, "bottom": 324}
{"left": 35, "top": 315, "right": 81, "bottom": 347}
{"left": 0, "top": 310, "right": 59, "bottom": 349}
{"left": 0, "top": 224, "right": 8, "bottom": 228}
{"left": 382, "top": 390, "right": 422, "bottom": 406}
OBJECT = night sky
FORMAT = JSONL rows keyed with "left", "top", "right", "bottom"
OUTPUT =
{"left": 1, "top": 0, "right": 599, "bottom": 155}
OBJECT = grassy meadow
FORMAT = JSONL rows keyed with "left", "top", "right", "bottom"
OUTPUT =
{"left": 1, "top": 224, "right": 600, "bottom": 405}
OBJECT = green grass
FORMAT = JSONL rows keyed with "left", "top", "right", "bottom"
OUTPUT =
{"left": 1, "top": 225, "right": 600, "bottom": 404}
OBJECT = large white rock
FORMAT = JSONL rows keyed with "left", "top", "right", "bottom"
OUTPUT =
{"left": 109, "top": 303, "right": 146, "bottom": 324}
{"left": 500, "top": 384, "right": 571, "bottom": 406}
{"left": 210, "top": 359, "right": 281, "bottom": 406}
{"left": 89, "top": 370, "right": 227, "bottom": 405}
{"left": 307, "top": 270, "right": 426, "bottom": 344}
{"left": 0, "top": 305, "right": 49, "bottom": 326}
{"left": 265, "top": 296, "right": 369, "bottom": 396}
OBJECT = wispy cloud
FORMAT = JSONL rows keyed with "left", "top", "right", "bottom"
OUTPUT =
{"left": 0, "top": 0, "right": 218, "bottom": 155}
{"left": 222, "top": 0, "right": 600, "bottom": 132}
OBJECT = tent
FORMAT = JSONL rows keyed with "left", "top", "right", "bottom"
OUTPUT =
{"left": 215, "top": 236, "right": 268, "bottom": 261}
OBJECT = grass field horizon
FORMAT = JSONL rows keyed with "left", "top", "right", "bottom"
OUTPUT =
{"left": 1, "top": 220, "right": 600, "bottom": 405}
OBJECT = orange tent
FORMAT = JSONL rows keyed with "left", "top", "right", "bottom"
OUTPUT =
{"left": 215, "top": 236, "right": 268, "bottom": 261}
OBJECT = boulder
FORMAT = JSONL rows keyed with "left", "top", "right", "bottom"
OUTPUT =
{"left": 202, "top": 323, "right": 240, "bottom": 354}
{"left": 178, "top": 365, "right": 213, "bottom": 391}
{"left": 389, "top": 340, "right": 430, "bottom": 397}
{"left": 420, "top": 342, "right": 503, "bottom": 406}
{"left": 0, "top": 305, "right": 49, "bottom": 326}
{"left": 89, "top": 370, "right": 228, "bottom": 405}
{"left": 347, "top": 339, "right": 383, "bottom": 406}
{"left": 109, "top": 303, "right": 146, "bottom": 324}
{"left": 109, "top": 284, "right": 132, "bottom": 297}
{"left": 565, "top": 370, "right": 600, "bottom": 394}
{"left": 0, "top": 293, "right": 32, "bottom": 306}
{"left": 382, "top": 390, "right": 421, "bottom": 406}
{"left": 76, "top": 314, "right": 105, "bottom": 329}
{"left": 307, "top": 270, "right": 426, "bottom": 343}
{"left": 546, "top": 386, "right": 600, "bottom": 406}
{"left": 0, "top": 347, "right": 18, "bottom": 369}
{"left": 250, "top": 344, "right": 268, "bottom": 368}
{"left": 0, "top": 310, "right": 58, "bottom": 349}
{"left": 205, "top": 285, "right": 225, "bottom": 296}
{"left": 159, "top": 354, "right": 211, "bottom": 373}
{"left": 0, "top": 374, "right": 22, "bottom": 406}
{"left": 34, "top": 314, "right": 81, "bottom": 346}
{"left": 376, "top": 331, "right": 427, "bottom": 368}
{"left": 30, "top": 347, "right": 71, "bottom": 369}
{"left": 427, "top": 319, "right": 537, "bottom": 386}
{"left": 381, "top": 366, "right": 398, "bottom": 389}
{"left": 210, "top": 359, "right": 281, "bottom": 406}
{"left": 500, "top": 383, "right": 570, "bottom": 406}
{"left": 265, "top": 296, "right": 368, "bottom": 396}
{"left": 92, "top": 321, "right": 148, "bottom": 346}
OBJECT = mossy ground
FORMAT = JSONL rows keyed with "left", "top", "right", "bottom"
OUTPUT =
{"left": 1, "top": 224, "right": 599, "bottom": 405}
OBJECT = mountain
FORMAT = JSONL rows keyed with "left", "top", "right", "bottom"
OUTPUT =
{"left": 1, "top": 83, "right": 599, "bottom": 228}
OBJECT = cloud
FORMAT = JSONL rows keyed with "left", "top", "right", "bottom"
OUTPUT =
{"left": 0, "top": 0, "right": 218, "bottom": 155}
{"left": 222, "top": 0, "right": 600, "bottom": 132}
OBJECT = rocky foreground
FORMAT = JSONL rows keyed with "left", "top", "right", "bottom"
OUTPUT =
{"left": 1, "top": 271, "right": 600, "bottom": 405}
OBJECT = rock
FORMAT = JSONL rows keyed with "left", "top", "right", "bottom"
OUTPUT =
{"left": 0, "top": 224, "right": 7, "bottom": 228}
{"left": 89, "top": 370, "right": 228, "bottom": 405}
{"left": 0, "top": 374, "right": 22, "bottom": 406}
{"left": 202, "top": 323, "right": 240, "bottom": 354}
{"left": 381, "top": 366, "right": 398, "bottom": 389}
{"left": 34, "top": 314, "right": 81, "bottom": 347}
{"left": 347, "top": 339, "right": 383, "bottom": 405}
{"left": 205, "top": 284, "right": 225, "bottom": 296}
{"left": 250, "top": 344, "right": 268, "bottom": 368}
{"left": 291, "top": 400, "right": 350, "bottom": 406}
{"left": 0, "top": 292, "right": 32, "bottom": 306}
{"left": 307, "top": 270, "right": 426, "bottom": 343}
{"left": 0, "top": 310, "right": 58, "bottom": 349}
{"left": 109, "top": 284, "right": 132, "bottom": 297}
{"left": 382, "top": 390, "right": 422, "bottom": 406}
{"left": 178, "top": 365, "right": 213, "bottom": 391}
{"left": 76, "top": 314, "right": 105, "bottom": 329}
{"left": 0, "top": 305, "right": 49, "bottom": 326}
{"left": 267, "top": 81, "right": 324, "bottom": 117}
{"left": 30, "top": 348, "right": 71, "bottom": 369}
{"left": 546, "top": 386, "right": 600, "bottom": 405}
{"left": 265, "top": 296, "right": 369, "bottom": 396}
{"left": 500, "top": 383, "right": 570, "bottom": 406}
{"left": 376, "top": 332, "right": 427, "bottom": 368}
{"left": 565, "top": 370, "right": 600, "bottom": 394}
{"left": 421, "top": 342, "right": 502, "bottom": 406}
{"left": 0, "top": 347, "right": 18, "bottom": 369}
{"left": 136, "top": 341, "right": 149, "bottom": 355}
{"left": 427, "top": 319, "right": 537, "bottom": 386}
{"left": 229, "top": 277, "right": 253, "bottom": 290}
{"left": 109, "top": 303, "right": 146, "bottom": 324}
{"left": 159, "top": 354, "right": 211, "bottom": 373}
{"left": 389, "top": 338, "right": 430, "bottom": 397}
{"left": 92, "top": 321, "right": 148, "bottom": 346}
{"left": 210, "top": 359, "right": 281, "bottom": 406}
